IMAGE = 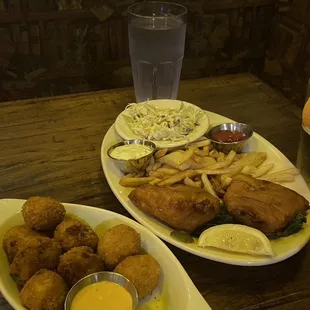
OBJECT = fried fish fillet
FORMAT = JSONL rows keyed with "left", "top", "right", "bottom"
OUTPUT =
{"left": 224, "top": 174, "right": 309, "bottom": 234}
{"left": 129, "top": 185, "right": 221, "bottom": 233}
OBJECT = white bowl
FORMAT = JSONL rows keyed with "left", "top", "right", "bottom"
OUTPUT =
{"left": 0, "top": 199, "right": 210, "bottom": 310}
{"left": 115, "top": 99, "right": 210, "bottom": 149}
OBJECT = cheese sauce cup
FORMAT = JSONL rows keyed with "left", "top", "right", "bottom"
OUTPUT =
{"left": 107, "top": 140, "right": 156, "bottom": 174}
{"left": 65, "top": 272, "right": 138, "bottom": 310}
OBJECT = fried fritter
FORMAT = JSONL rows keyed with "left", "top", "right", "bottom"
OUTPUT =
{"left": 20, "top": 269, "right": 68, "bottom": 310}
{"left": 97, "top": 224, "right": 141, "bottom": 270}
{"left": 2, "top": 225, "right": 45, "bottom": 263}
{"left": 114, "top": 254, "right": 160, "bottom": 299}
{"left": 54, "top": 218, "right": 98, "bottom": 251}
{"left": 224, "top": 174, "right": 310, "bottom": 234}
{"left": 57, "top": 246, "right": 104, "bottom": 287}
{"left": 22, "top": 197, "right": 66, "bottom": 231}
{"left": 129, "top": 185, "right": 221, "bottom": 233}
{"left": 10, "top": 238, "right": 62, "bottom": 286}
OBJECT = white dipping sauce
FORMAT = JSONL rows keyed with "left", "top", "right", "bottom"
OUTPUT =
{"left": 110, "top": 144, "right": 153, "bottom": 160}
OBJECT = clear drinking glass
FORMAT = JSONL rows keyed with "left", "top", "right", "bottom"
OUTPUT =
{"left": 297, "top": 125, "right": 310, "bottom": 188}
{"left": 128, "top": 2, "right": 187, "bottom": 102}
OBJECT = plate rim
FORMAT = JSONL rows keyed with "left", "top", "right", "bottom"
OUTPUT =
{"left": 0, "top": 199, "right": 210, "bottom": 310}
{"left": 101, "top": 110, "right": 310, "bottom": 267}
{"left": 114, "top": 99, "right": 210, "bottom": 149}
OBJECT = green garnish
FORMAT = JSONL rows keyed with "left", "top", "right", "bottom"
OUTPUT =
{"left": 174, "top": 205, "right": 307, "bottom": 241}
{"left": 192, "top": 206, "right": 235, "bottom": 237}
{"left": 10, "top": 274, "right": 20, "bottom": 282}
{"left": 170, "top": 230, "right": 194, "bottom": 243}
{"left": 267, "top": 214, "right": 307, "bottom": 240}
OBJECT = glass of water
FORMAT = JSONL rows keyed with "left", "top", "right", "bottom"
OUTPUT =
{"left": 128, "top": 2, "right": 187, "bottom": 102}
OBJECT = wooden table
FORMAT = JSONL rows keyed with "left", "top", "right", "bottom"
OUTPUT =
{"left": 1, "top": 73, "right": 309, "bottom": 310}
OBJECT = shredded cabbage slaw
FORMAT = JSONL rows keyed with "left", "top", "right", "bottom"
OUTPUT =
{"left": 123, "top": 102, "right": 205, "bottom": 142}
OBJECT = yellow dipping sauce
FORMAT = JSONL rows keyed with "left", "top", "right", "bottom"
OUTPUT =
{"left": 110, "top": 144, "right": 153, "bottom": 160}
{"left": 71, "top": 281, "right": 133, "bottom": 310}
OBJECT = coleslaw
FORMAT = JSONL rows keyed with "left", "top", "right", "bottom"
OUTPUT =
{"left": 124, "top": 102, "right": 205, "bottom": 141}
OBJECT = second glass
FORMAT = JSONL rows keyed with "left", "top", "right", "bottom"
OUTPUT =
{"left": 297, "top": 124, "right": 310, "bottom": 188}
{"left": 128, "top": 2, "right": 187, "bottom": 102}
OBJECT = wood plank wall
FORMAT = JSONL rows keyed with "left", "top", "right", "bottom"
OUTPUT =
{"left": 0, "top": 0, "right": 277, "bottom": 101}
{"left": 261, "top": 0, "right": 310, "bottom": 107}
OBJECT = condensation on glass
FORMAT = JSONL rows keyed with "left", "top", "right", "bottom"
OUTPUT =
{"left": 128, "top": 2, "right": 187, "bottom": 102}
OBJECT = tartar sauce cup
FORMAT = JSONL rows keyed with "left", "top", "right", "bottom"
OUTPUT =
{"left": 207, "top": 123, "right": 253, "bottom": 154}
{"left": 107, "top": 139, "right": 156, "bottom": 174}
{"left": 64, "top": 271, "right": 138, "bottom": 310}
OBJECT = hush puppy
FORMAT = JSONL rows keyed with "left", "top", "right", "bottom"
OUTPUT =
{"left": 22, "top": 197, "right": 65, "bottom": 231}
{"left": 114, "top": 254, "right": 161, "bottom": 299}
{"left": 3, "top": 225, "right": 45, "bottom": 263}
{"left": 54, "top": 218, "right": 98, "bottom": 251}
{"left": 10, "top": 237, "right": 62, "bottom": 286}
{"left": 20, "top": 269, "right": 68, "bottom": 310}
{"left": 57, "top": 246, "right": 104, "bottom": 287}
{"left": 97, "top": 224, "right": 141, "bottom": 270}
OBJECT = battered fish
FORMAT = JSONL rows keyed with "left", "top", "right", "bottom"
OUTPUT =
{"left": 129, "top": 185, "right": 221, "bottom": 233}
{"left": 224, "top": 174, "right": 309, "bottom": 234}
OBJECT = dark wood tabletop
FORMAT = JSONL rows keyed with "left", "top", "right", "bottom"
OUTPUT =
{"left": 1, "top": 73, "right": 309, "bottom": 310}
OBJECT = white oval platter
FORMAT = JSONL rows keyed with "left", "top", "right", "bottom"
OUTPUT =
{"left": 102, "top": 111, "right": 310, "bottom": 267}
{"left": 0, "top": 199, "right": 210, "bottom": 310}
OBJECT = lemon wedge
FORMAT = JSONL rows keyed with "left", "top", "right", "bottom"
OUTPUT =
{"left": 302, "top": 98, "right": 310, "bottom": 127}
{"left": 198, "top": 224, "right": 275, "bottom": 257}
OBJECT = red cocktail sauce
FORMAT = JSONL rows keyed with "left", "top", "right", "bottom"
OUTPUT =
{"left": 212, "top": 130, "right": 247, "bottom": 143}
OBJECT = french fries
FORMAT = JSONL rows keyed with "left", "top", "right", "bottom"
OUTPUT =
{"left": 149, "top": 178, "right": 163, "bottom": 185}
{"left": 221, "top": 175, "right": 232, "bottom": 189}
{"left": 157, "top": 150, "right": 185, "bottom": 168}
{"left": 157, "top": 170, "right": 198, "bottom": 187}
{"left": 209, "top": 150, "right": 219, "bottom": 159}
{"left": 157, "top": 148, "right": 195, "bottom": 169}
{"left": 260, "top": 167, "right": 299, "bottom": 183}
{"left": 194, "top": 148, "right": 210, "bottom": 157}
{"left": 117, "top": 137, "right": 299, "bottom": 194}
{"left": 178, "top": 159, "right": 196, "bottom": 171}
{"left": 119, "top": 177, "right": 155, "bottom": 187}
{"left": 228, "top": 152, "right": 267, "bottom": 170}
{"left": 217, "top": 152, "right": 225, "bottom": 162}
{"left": 156, "top": 167, "right": 180, "bottom": 176}
{"left": 146, "top": 162, "right": 162, "bottom": 173}
{"left": 263, "top": 167, "right": 300, "bottom": 177}
{"left": 195, "top": 180, "right": 202, "bottom": 187}
{"left": 154, "top": 148, "right": 168, "bottom": 160}
{"left": 207, "top": 150, "right": 236, "bottom": 170}
{"left": 148, "top": 171, "right": 165, "bottom": 179}
{"left": 187, "top": 139, "right": 211, "bottom": 148}
{"left": 241, "top": 165, "right": 257, "bottom": 175}
{"left": 201, "top": 173, "right": 218, "bottom": 198}
{"left": 195, "top": 168, "right": 239, "bottom": 175}
{"left": 252, "top": 163, "right": 274, "bottom": 178}
{"left": 184, "top": 176, "right": 200, "bottom": 188}
{"left": 261, "top": 174, "right": 295, "bottom": 183}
